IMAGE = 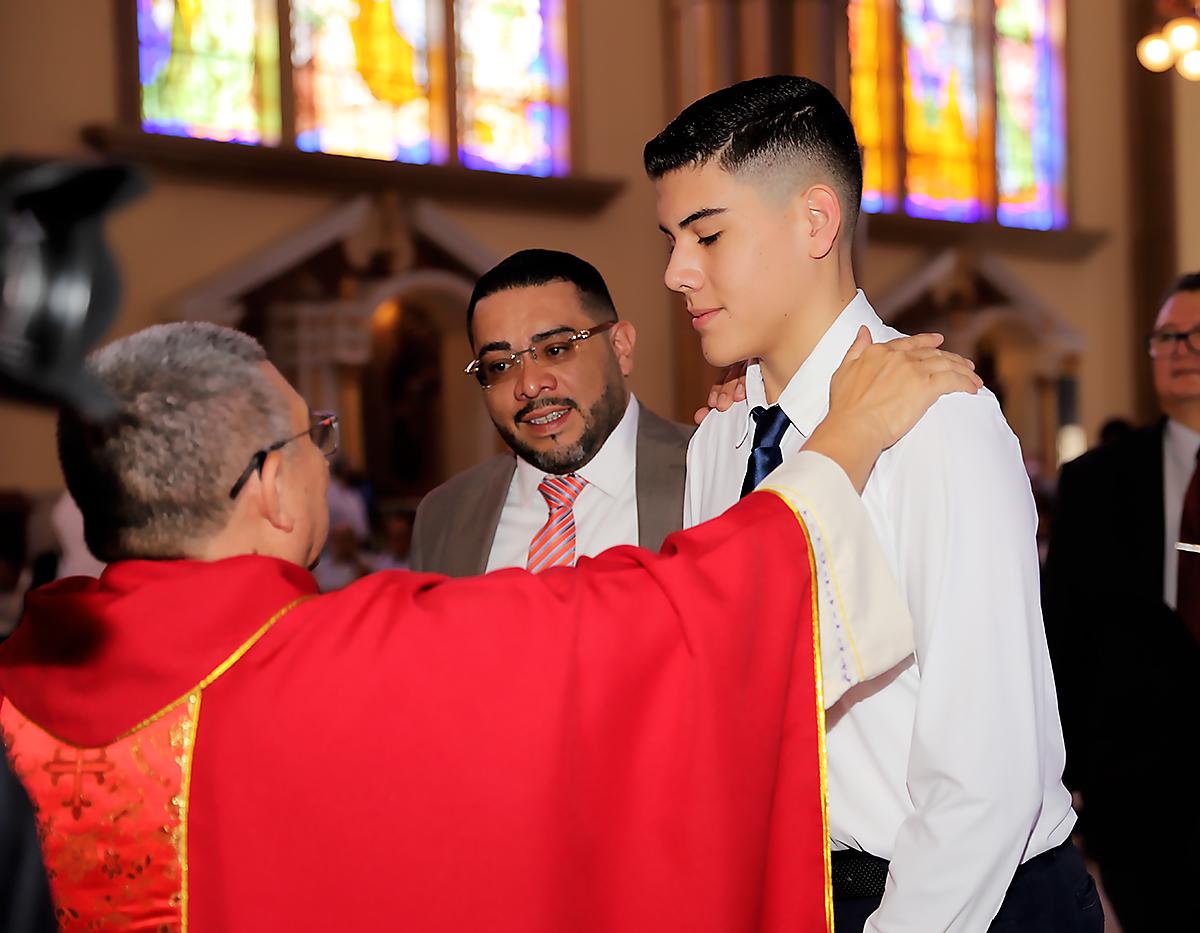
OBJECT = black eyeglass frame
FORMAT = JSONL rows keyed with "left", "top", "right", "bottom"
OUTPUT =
{"left": 228, "top": 411, "right": 339, "bottom": 500}
{"left": 1148, "top": 327, "right": 1200, "bottom": 358}
{"left": 463, "top": 320, "right": 618, "bottom": 388}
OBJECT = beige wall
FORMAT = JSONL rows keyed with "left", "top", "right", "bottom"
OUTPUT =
{"left": 0, "top": 0, "right": 676, "bottom": 493}
{"left": 862, "top": 0, "right": 1138, "bottom": 443}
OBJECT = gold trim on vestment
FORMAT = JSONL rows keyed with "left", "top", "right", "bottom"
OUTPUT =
{"left": 178, "top": 691, "right": 200, "bottom": 933}
{"left": 763, "top": 489, "right": 834, "bottom": 931}
{"left": 116, "top": 595, "right": 313, "bottom": 740}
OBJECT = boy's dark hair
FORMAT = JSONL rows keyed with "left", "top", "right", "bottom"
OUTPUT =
{"left": 643, "top": 75, "right": 863, "bottom": 236}
{"left": 466, "top": 249, "right": 617, "bottom": 339}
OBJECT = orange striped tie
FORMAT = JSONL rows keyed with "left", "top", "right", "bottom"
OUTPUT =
{"left": 527, "top": 474, "right": 587, "bottom": 573}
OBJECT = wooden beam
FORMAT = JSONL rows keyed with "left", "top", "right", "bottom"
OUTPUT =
{"left": 82, "top": 125, "right": 624, "bottom": 214}
{"left": 865, "top": 212, "right": 1106, "bottom": 261}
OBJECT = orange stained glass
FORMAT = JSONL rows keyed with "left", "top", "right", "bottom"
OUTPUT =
{"left": 849, "top": 0, "right": 900, "bottom": 214}
{"left": 899, "top": 0, "right": 984, "bottom": 222}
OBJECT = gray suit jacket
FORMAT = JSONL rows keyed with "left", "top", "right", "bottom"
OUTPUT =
{"left": 410, "top": 405, "right": 693, "bottom": 577}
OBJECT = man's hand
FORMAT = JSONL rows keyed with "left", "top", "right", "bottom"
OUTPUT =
{"left": 806, "top": 327, "right": 982, "bottom": 492}
{"left": 695, "top": 362, "right": 747, "bottom": 425}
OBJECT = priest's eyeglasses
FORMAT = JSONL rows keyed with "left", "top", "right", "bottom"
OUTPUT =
{"left": 229, "top": 412, "right": 340, "bottom": 500}
{"left": 1148, "top": 327, "right": 1200, "bottom": 357}
{"left": 464, "top": 321, "right": 617, "bottom": 389}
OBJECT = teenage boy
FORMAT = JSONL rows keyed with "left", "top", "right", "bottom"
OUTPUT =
{"left": 645, "top": 75, "right": 1099, "bottom": 933}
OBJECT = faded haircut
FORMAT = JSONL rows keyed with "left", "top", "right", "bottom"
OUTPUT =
{"left": 57, "top": 322, "right": 290, "bottom": 561}
{"left": 643, "top": 75, "right": 863, "bottom": 236}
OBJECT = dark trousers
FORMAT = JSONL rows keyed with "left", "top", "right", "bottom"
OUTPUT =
{"left": 833, "top": 841, "right": 1103, "bottom": 933}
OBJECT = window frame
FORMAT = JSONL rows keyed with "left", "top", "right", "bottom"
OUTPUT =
{"left": 101, "top": 0, "right": 620, "bottom": 211}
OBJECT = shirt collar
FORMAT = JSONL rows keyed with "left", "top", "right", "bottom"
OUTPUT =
{"left": 514, "top": 394, "right": 640, "bottom": 501}
{"left": 737, "top": 290, "right": 882, "bottom": 447}
{"left": 1166, "top": 416, "right": 1200, "bottom": 468}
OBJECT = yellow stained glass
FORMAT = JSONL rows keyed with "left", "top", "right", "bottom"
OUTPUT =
{"left": 849, "top": 0, "right": 900, "bottom": 213}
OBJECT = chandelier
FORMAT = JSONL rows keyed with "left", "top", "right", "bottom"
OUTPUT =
{"left": 1137, "top": 1, "right": 1200, "bottom": 79}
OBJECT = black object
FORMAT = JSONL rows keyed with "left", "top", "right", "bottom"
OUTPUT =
{"left": 0, "top": 157, "right": 145, "bottom": 420}
{"left": 0, "top": 757, "right": 56, "bottom": 933}
{"left": 831, "top": 847, "right": 891, "bottom": 899}
{"left": 0, "top": 156, "right": 147, "bottom": 933}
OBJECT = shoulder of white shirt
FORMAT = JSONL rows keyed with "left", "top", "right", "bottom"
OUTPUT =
{"left": 689, "top": 397, "right": 751, "bottom": 453}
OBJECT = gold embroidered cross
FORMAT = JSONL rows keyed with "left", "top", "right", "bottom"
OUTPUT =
{"left": 43, "top": 747, "right": 115, "bottom": 820}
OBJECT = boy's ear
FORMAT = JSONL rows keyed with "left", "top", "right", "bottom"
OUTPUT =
{"left": 610, "top": 320, "right": 637, "bottom": 378}
{"left": 802, "top": 184, "right": 842, "bottom": 261}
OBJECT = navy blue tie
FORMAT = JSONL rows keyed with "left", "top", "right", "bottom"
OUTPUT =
{"left": 740, "top": 405, "right": 792, "bottom": 498}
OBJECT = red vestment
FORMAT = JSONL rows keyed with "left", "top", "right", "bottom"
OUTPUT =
{"left": 0, "top": 492, "right": 832, "bottom": 932}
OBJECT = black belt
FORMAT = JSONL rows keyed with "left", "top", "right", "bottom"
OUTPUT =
{"left": 830, "top": 848, "right": 890, "bottom": 900}
{"left": 831, "top": 838, "right": 1074, "bottom": 901}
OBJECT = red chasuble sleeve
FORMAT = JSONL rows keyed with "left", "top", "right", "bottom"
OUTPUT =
{"left": 2, "top": 463, "right": 889, "bottom": 933}
{"left": 184, "top": 489, "right": 834, "bottom": 932}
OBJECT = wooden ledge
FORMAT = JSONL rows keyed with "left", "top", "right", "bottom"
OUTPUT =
{"left": 865, "top": 212, "right": 1107, "bottom": 260}
{"left": 83, "top": 125, "right": 625, "bottom": 215}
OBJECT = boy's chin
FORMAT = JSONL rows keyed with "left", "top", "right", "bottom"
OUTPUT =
{"left": 698, "top": 336, "right": 745, "bottom": 370}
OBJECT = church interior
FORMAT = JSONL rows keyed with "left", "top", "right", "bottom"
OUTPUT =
{"left": 2, "top": 2, "right": 1199, "bottom": 928}
{"left": 2, "top": 0, "right": 1194, "bottom": 512}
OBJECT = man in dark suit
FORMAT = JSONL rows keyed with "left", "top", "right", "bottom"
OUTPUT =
{"left": 412, "top": 250, "right": 692, "bottom": 577}
{"left": 1044, "top": 271, "right": 1200, "bottom": 932}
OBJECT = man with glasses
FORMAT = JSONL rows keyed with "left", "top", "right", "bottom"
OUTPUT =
{"left": 411, "top": 249, "right": 694, "bottom": 576}
{"left": 1044, "top": 271, "right": 1200, "bottom": 931}
{"left": 0, "top": 318, "right": 981, "bottom": 931}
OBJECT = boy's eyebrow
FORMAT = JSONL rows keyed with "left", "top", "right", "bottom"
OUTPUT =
{"left": 677, "top": 207, "right": 727, "bottom": 230}
{"left": 658, "top": 207, "right": 728, "bottom": 236}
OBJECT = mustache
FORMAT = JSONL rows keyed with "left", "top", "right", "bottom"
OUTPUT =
{"left": 515, "top": 397, "right": 579, "bottom": 424}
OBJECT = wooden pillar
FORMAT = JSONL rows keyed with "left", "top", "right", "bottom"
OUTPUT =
{"left": 1125, "top": 1, "right": 1178, "bottom": 422}
{"left": 789, "top": 0, "right": 846, "bottom": 95}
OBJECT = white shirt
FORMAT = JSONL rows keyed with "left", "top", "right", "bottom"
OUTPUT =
{"left": 486, "top": 396, "right": 641, "bottom": 572}
{"left": 1163, "top": 418, "right": 1200, "bottom": 607}
{"left": 685, "top": 291, "right": 1075, "bottom": 932}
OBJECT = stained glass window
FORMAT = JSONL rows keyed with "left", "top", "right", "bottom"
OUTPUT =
{"left": 138, "top": 0, "right": 281, "bottom": 145}
{"left": 847, "top": 0, "right": 1067, "bottom": 229}
{"left": 134, "top": 0, "right": 571, "bottom": 179}
{"left": 994, "top": 0, "right": 1067, "bottom": 230}
{"left": 849, "top": 0, "right": 899, "bottom": 214}
{"left": 291, "top": 0, "right": 445, "bottom": 164}
{"left": 454, "top": 0, "right": 569, "bottom": 176}
{"left": 900, "top": 0, "right": 984, "bottom": 222}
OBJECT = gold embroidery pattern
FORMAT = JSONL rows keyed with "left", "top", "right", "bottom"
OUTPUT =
{"left": 1, "top": 595, "right": 310, "bottom": 931}
{"left": 2, "top": 700, "right": 196, "bottom": 930}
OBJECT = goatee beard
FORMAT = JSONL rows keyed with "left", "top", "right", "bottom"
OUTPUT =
{"left": 497, "top": 381, "right": 628, "bottom": 474}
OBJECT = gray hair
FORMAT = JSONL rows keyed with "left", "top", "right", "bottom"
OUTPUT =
{"left": 57, "top": 322, "right": 291, "bottom": 561}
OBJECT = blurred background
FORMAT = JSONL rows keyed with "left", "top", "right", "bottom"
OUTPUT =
{"left": 0, "top": 0, "right": 1196, "bottom": 600}
{"left": 5, "top": 5, "right": 1200, "bottom": 926}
